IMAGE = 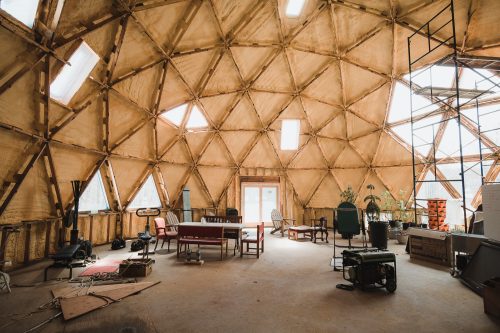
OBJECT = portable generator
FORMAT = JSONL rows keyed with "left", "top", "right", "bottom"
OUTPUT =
{"left": 339, "top": 248, "right": 397, "bottom": 292}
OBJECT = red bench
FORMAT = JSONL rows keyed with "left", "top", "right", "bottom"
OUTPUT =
{"left": 177, "top": 225, "right": 228, "bottom": 260}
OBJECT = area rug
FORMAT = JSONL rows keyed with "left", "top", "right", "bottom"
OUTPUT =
{"left": 78, "top": 258, "right": 122, "bottom": 277}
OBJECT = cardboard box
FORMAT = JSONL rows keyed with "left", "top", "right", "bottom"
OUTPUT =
{"left": 119, "top": 259, "right": 153, "bottom": 277}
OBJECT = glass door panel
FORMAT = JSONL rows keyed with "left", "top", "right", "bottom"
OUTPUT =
{"left": 243, "top": 186, "right": 260, "bottom": 223}
{"left": 261, "top": 187, "right": 278, "bottom": 222}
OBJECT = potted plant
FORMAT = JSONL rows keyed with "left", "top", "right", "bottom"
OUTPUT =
{"left": 365, "top": 184, "right": 388, "bottom": 249}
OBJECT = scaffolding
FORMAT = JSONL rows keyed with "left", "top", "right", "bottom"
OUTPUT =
{"left": 407, "top": 0, "right": 500, "bottom": 231}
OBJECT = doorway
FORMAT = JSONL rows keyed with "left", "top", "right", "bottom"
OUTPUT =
{"left": 241, "top": 182, "right": 279, "bottom": 226}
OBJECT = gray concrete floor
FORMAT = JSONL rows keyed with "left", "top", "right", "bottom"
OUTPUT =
{"left": 1, "top": 230, "right": 499, "bottom": 333}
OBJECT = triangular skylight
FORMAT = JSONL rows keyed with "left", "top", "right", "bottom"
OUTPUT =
{"left": 128, "top": 175, "right": 162, "bottom": 209}
{"left": 1, "top": 0, "right": 39, "bottom": 28}
{"left": 439, "top": 162, "right": 483, "bottom": 211}
{"left": 161, "top": 104, "right": 187, "bottom": 126}
{"left": 78, "top": 172, "right": 110, "bottom": 212}
{"left": 186, "top": 105, "right": 208, "bottom": 129}
{"left": 387, "top": 82, "right": 438, "bottom": 123}
{"left": 405, "top": 65, "right": 456, "bottom": 89}
{"left": 50, "top": 41, "right": 100, "bottom": 105}
{"left": 461, "top": 103, "right": 500, "bottom": 146}
{"left": 390, "top": 115, "right": 442, "bottom": 156}
{"left": 436, "top": 120, "right": 481, "bottom": 158}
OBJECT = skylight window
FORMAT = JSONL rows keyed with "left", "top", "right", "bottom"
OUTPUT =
{"left": 281, "top": 119, "right": 300, "bottom": 150}
{"left": 78, "top": 172, "right": 110, "bottom": 213}
{"left": 50, "top": 41, "right": 99, "bottom": 105}
{"left": 161, "top": 104, "right": 187, "bottom": 126}
{"left": 285, "top": 0, "right": 306, "bottom": 17}
{"left": 0, "top": 0, "right": 39, "bottom": 28}
{"left": 186, "top": 105, "right": 208, "bottom": 129}
{"left": 387, "top": 82, "right": 438, "bottom": 123}
{"left": 128, "top": 175, "right": 162, "bottom": 210}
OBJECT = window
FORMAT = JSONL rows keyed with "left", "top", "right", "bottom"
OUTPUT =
{"left": 281, "top": 119, "right": 300, "bottom": 150}
{"left": 186, "top": 105, "right": 208, "bottom": 129}
{"left": 160, "top": 104, "right": 187, "bottom": 127}
{"left": 128, "top": 175, "right": 162, "bottom": 210}
{"left": 387, "top": 82, "right": 438, "bottom": 123}
{"left": 78, "top": 172, "right": 110, "bottom": 213}
{"left": 285, "top": 0, "right": 306, "bottom": 17}
{"left": 1, "top": 0, "right": 39, "bottom": 28}
{"left": 50, "top": 41, "right": 99, "bottom": 105}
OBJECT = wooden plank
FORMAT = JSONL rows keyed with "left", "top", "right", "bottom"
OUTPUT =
{"left": 57, "top": 281, "right": 160, "bottom": 320}
{"left": 24, "top": 223, "right": 32, "bottom": 264}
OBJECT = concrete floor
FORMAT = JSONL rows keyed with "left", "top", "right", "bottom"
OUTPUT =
{"left": 1, "top": 230, "right": 499, "bottom": 333}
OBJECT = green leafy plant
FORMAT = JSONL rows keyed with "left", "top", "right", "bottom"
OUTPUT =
{"left": 340, "top": 185, "right": 357, "bottom": 204}
{"left": 364, "top": 184, "right": 381, "bottom": 222}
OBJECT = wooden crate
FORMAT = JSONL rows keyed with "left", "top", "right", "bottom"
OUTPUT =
{"left": 408, "top": 229, "right": 451, "bottom": 266}
{"left": 119, "top": 259, "right": 153, "bottom": 277}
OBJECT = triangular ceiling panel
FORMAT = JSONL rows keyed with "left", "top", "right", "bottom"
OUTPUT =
{"left": 333, "top": 167, "right": 369, "bottom": 198}
{"left": 302, "top": 98, "right": 342, "bottom": 130}
{"left": 287, "top": 169, "right": 326, "bottom": 204}
{"left": 250, "top": 91, "right": 290, "bottom": 126}
{"left": 235, "top": 1, "right": 280, "bottom": 44}
{"left": 113, "top": 64, "right": 160, "bottom": 110}
{"left": 172, "top": 50, "right": 218, "bottom": 92}
{"left": 349, "top": 82, "right": 391, "bottom": 126}
{"left": 134, "top": 0, "right": 190, "bottom": 49}
{"left": 342, "top": 61, "right": 388, "bottom": 105}
{"left": 346, "top": 26, "right": 393, "bottom": 75}
{"left": 112, "top": 121, "right": 155, "bottom": 160}
{"left": 203, "top": 52, "right": 242, "bottom": 95}
{"left": 108, "top": 92, "right": 148, "bottom": 146}
{"left": 0, "top": 159, "right": 53, "bottom": 224}
{"left": 112, "top": 20, "right": 160, "bottom": 80}
{"left": 162, "top": 139, "right": 192, "bottom": 164}
{"left": 52, "top": 97, "right": 102, "bottom": 150}
{"left": 253, "top": 52, "right": 295, "bottom": 92}
{"left": 200, "top": 92, "right": 238, "bottom": 126}
{"left": 308, "top": 173, "right": 342, "bottom": 208}
{"left": 221, "top": 95, "right": 262, "bottom": 130}
{"left": 211, "top": 0, "right": 255, "bottom": 36}
{"left": 289, "top": 139, "right": 327, "bottom": 169}
{"left": 198, "top": 166, "right": 234, "bottom": 204}
{"left": 301, "top": 61, "right": 343, "bottom": 105}
{"left": 219, "top": 131, "right": 258, "bottom": 163}
{"left": 292, "top": 9, "right": 337, "bottom": 53}
{"left": 0, "top": 72, "right": 36, "bottom": 134}
{"left": 197, "top": 135, "right": 234, "bottom": 167}
{"left": 376, "top": 165, "right": 418, "bottom": 200}
{"left": 373, "top": 132, "right": 414, "bottom": 167}
{"left": 318, "top": 137, "right": 346, "bottom": 165}
{"left": 287, "top": 49, "right": 332, "bottom": 88}
{"left": 334, "top": 145, "right": 367, "bottom": 168}
{"left": 185, "top": 131, "right": 213, "bottom": 160}
{"left": 175, "top": 0, "right": 221, "bottom": 52}
{"left": 242, "top": 135, "right": 281, "bottom": 168}
{"left": 318, "top": 113, "right": 346, "bottom": 139}
{"left": 357, "top": 170, "right": 389, "bottom": 204}
{"left": 350, "top": 131, "right": 382, "bottom": 164}
{"left": 334, "top": 5, "right": 386, "bottom": 52}
{"left": 230, "top": 47, "right": 275, "bottom": 82}
{"left": 157, "top": 67, "right": 192, "bottom": 111}
{"left": 345, "top": 112, "right": 379, "bottom": 139}
{"left": 269, "top": 98, "right": 306, "bottom": 131}
{"left": 156, "top": 119, "right": 179, "bottom": 154}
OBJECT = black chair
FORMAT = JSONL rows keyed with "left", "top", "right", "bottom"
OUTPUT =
{"left": 332, "top": 202, "right": 368, "bottom": 271}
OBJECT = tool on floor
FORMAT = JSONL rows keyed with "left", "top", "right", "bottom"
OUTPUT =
{"left": 336, "top": 248, "right": 397, "bottom": 293}
{"left": 136, "top": 208, "right": 161, "bottom": 260}
{"left": 185, "top": 249, "right": 204, "bottom": 265}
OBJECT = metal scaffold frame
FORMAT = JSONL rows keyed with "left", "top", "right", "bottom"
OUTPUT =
{"left": 407, "top": 0, "right": 500, "bottom": 231}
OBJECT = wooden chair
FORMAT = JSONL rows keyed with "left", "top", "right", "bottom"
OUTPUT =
{"left": 166, "top": 211, "right": 180, "bottom": 231}
{"left": 271, "top": 209, "right": 295, "bottom": 237}
{"left": 241, "top": 223, "right": 264, "bottom": 258}
{"left": 154, "top": 217, "right": 178, "bottom": 252}
{"left": 203, "top": 215, "right": 243, "bottom": 255}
